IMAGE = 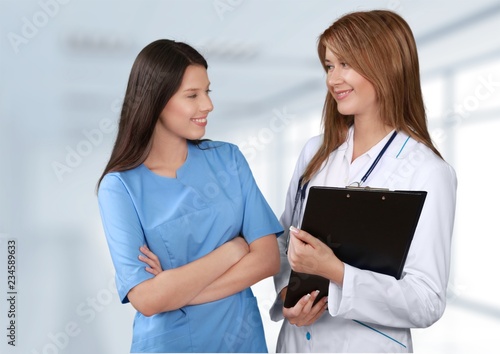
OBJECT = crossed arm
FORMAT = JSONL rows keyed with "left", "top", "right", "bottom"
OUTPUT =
{"left": 129, "top": 234, "right": 279, "bottom": 316}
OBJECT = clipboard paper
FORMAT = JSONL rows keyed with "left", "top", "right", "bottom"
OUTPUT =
{"left": 283, "top": 186, "right": 427, "bottom": 308}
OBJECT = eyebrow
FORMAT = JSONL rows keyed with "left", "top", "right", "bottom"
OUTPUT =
{"left": 182, "top": 84, "right": 211, "bottom": 92}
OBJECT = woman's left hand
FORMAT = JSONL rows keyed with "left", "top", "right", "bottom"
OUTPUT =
{"left": 138, "top": 245, "right": 163, "bottom": 275}
{"left": 288, "top": 226, "right": 345, "bottom": 285}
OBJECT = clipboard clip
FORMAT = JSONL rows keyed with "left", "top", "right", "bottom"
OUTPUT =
{"left": 345, "top": 183, "right": 390, "bottom": 191}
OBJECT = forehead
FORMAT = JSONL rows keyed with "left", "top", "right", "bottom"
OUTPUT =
{"left": 324, "top": 47, "right": 340, "bottom": 61}
{"left": 179, "top": 65, "right": 210, "bottom": 89}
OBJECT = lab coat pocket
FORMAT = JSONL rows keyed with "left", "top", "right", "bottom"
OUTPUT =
{"left": 352, "top": 320, "right": 410, "bottom": 353}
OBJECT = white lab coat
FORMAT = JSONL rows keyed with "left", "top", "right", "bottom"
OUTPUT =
{"left": 270, "top": 128, "right": 457, "bottom": 353}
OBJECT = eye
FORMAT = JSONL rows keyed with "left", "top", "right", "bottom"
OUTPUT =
{"left": 187, "top": 94, "right": 198, "bottom": 99}
{"left": 206, "top": 89, "right": 212, "bottom": 94}
{"left": 325, "top": 64, "right": 334, "bottom": 71}
{"left": 341, "top": 62, "right": 349, "bottom": 68}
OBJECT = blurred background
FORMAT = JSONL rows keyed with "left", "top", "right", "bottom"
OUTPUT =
{"left": 1, "top": 0, "right": 499, "bottom": 353}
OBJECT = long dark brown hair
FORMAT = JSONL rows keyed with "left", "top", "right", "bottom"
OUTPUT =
{"left": 97, "top": 39, "right": 208, "bottom": 189}
{"left": 302, "top": 10, "right": 442, "bottom": 183}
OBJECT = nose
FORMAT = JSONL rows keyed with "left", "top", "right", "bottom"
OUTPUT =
{"left": 201, "top": 94, "right": 214, "bottom": 113}
{"left": 327, "top": 67, "right": 343, "bottom": 87}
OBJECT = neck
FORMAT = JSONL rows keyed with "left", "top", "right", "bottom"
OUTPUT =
{"left": 352, "top": 116, "right": 393, "bottom": 162}
{"left": 144, "top": 135, "right": 188, "bottom": 178}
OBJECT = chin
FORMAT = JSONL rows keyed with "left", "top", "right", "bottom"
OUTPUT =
{"left": 337, "top": 108, "right": 353, "bottom": 116}
{"left": 188, "top": 132, "right": 206, "bottom": 141}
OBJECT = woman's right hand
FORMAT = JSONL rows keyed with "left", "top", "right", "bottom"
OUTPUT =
{"left": 282, "top": 288, "right": 328, "bottom": 326}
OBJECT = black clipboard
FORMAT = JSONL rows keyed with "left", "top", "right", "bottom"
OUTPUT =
{"left": 283, "top": 186, "right": 427, "bottom": 308}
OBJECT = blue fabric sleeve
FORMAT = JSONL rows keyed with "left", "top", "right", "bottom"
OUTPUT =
{"left": 98, "top": 174, "right": 154, "bottom": 303}
{"left": 233, "top": 146, "right": 284, "bottom": 243}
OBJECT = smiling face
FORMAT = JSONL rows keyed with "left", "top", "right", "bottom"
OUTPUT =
{"left": 324, "top": 47, "right": 379, "bottom": 121}
{"left": 155, "top": 64, "right": 213, "bottom": 143}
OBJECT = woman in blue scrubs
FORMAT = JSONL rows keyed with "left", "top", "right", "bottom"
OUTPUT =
{"left": 97, "top": 39, "right": 283, "bottom": 353}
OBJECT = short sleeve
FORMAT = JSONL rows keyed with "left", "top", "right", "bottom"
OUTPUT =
{"left": 233, "top": 146, "right": 283, "bottom": 243}
{"left": 98, "top": 174, "right": 154, "bottom": 303}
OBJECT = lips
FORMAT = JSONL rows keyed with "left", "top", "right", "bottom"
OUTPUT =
{"left": 334, "top": 89, "right": 353, "bottom": 100}
{"left": 191, "top": 117, "right": 207, "bottom": 127}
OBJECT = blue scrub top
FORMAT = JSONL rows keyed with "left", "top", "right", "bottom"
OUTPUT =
{"left": 98, "top": 140, "right": 283, "bottom": 353}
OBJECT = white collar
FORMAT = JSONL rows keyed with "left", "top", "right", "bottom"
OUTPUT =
{"left": 343, "top": 126, "right": 398, "bottom": 162}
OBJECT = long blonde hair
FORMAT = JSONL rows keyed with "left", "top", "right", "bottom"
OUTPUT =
{"left": 302, "top": 10, "right": 441, "bottom": 183}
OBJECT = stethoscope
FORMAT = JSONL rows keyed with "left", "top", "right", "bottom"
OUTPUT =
{"left": 349, "top": 130, "right": 397, "bottom": 187}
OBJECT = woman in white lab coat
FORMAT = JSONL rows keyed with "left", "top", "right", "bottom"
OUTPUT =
{"left": 270, "top": 10, "right": 457, "bottom": 352}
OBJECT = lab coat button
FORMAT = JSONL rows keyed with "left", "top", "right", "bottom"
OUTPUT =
{"left": 306, "top": 331, "right": 311, "bottom": 340}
